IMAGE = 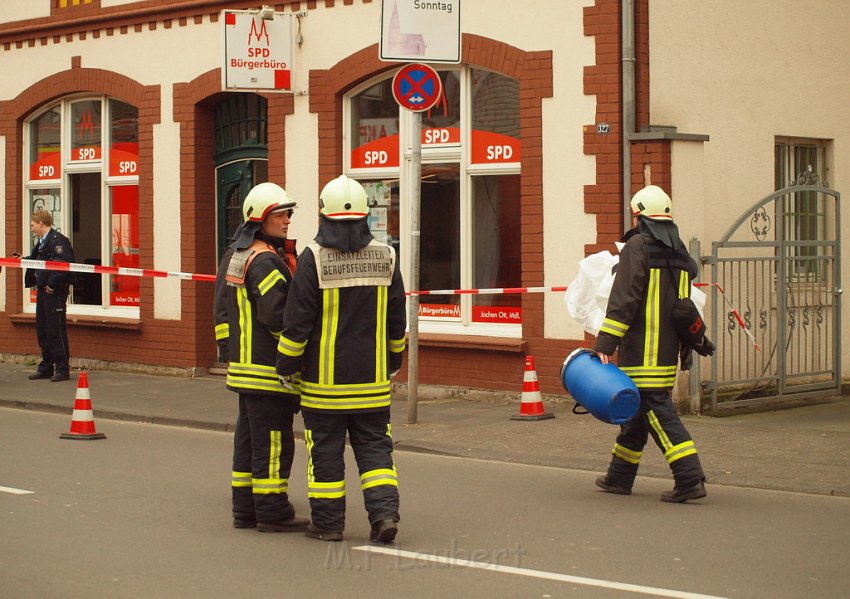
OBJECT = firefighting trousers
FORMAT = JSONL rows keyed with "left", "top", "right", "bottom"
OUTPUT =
{"left": 302, "top": 409, "right": 399, "bottom": 532}
{"left": 35, "top": 288, "right": 69, "bottom": 376}
{"left": 231, "top": 393, "right": 298, "bottom": 524}
{"left": 605, "top": 388, "right": 704, "bottom": 488}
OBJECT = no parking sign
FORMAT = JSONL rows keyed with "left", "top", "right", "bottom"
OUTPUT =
{"left": 391, "top": 63, "right": 442, "bottom": 112}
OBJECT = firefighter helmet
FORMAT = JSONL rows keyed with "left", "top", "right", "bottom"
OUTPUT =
{"left": 630, "top": 185, "right": 673, "bottom": 221}
{"left": 319, "top": 175, "right": 369, "bottom": 220}
{"left": 242, "top": 182, "right": 297, "bottom": 223}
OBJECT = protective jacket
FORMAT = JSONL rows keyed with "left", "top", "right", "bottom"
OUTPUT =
{"left": 24, "top": 228, "right": 75, "bottom": 291}
{"left": 276, "top": 230, "right": 407, "bottom": 413}
{"left": 215, "top": 236, "right": 300, "bottom": 399}
{"left": 595, "top": 230, "right": 698, "bottom": 389}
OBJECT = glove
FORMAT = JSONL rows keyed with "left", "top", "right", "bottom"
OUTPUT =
{"left": 278, "top": 374, "right": 296, "bottom": 392}
{"left": 692, "top": 336, "right": 716, "bottom": 357}
{"left": 217, "top": 340, "right": 229, "bottom": 364}
{"left": 679, "top": 345, "right": 693, "bottom": 371}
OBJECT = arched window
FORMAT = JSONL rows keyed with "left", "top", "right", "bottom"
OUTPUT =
{"left": 25, "top": 97, "right": 140, "bottom": 315}
{"left": 346, "top": 67, "right": 521, "bottom": 336}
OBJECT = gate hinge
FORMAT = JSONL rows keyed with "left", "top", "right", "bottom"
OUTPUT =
{"left": 700, "top": 256, "right": 716, "bottom": 266}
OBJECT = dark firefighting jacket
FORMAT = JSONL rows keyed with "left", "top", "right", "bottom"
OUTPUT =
{"left": 595, "top": 231, "right": 698, "bottom": 389}
{"left": 276, "top": 237, "right": 407, "bottom": 413}
{"left": 214, "top": 237, "right": 299, "bottom": 398}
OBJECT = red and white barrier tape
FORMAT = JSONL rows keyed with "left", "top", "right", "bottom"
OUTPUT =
{"left": 0, "top": 257, "right": 759, "bottom": 350}
{"left": 0, "top": 257, "right": 216, "bottom": 283}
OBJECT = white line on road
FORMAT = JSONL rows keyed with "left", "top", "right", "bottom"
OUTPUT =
{"left": 354, "top": 545, "right": 730, "bottom": 599}
{"left": 0, "top": 485, "right": 34, "bottom": 495}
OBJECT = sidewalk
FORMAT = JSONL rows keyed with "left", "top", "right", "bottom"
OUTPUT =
{"left": 1, "top": 361, "right": 848, "bottom": 498}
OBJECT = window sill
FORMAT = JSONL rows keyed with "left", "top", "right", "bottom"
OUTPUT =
{"left": 9, "top": 313, "right": 142, "bottom": 330}
{"left": 417, "top": 333, "right": 527, "bottom": 353}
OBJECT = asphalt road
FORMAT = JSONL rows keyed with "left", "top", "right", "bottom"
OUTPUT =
{"left": 1, "top": 408, "right": 849, "bottom": 598}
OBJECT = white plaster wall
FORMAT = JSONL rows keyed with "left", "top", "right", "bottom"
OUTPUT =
{"left": 0, "top": 1, "right": 48, "bottom": 23}
{"left": 650, "top": 0, "right": 850, "bottom": 377}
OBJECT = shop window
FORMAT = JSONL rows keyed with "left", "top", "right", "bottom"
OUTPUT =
{"left": 346, "top": 67, "right": 521, "bottom": 336}
{"left": 24, "top": 97, "right": 140, "bottom": 316}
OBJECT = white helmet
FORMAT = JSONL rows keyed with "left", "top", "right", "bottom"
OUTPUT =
{"left": 630, "top": 185, "right": 673, "bottom": 221}
{"left": 319, "top": 175, "right": 368, "bottom": 220}
{"left": 242, "top": 182, "right": 296, "bottom": 223}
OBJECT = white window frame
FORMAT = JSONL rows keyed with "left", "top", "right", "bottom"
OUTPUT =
{"left": 23, "top": 95, "right": 140, "bottom": 318}
{"left": 345, "top": 67, "right": 522, "bottom": 338}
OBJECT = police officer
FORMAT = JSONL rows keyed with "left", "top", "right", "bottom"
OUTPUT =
{"left": 214, "top": 182, "right": 309, "bottom": 532}
{"left": 24, "top": 209, "right": 75, "bottom": 382}
{"left": 594, "top": 185, "right": 708, "bottom": 503}
{"left": 276, "top": 175, "right": 407, "bottom": 543}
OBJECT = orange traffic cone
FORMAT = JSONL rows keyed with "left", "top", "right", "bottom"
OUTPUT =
{"left": 60, "top": 372, "right": 106, "bottom": 440}
{"left": 511, "top": 356, "right": 555, "bottom": 421}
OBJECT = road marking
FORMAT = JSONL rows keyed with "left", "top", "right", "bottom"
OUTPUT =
{"left": 0, "top": 486, "right": 34, "bottom": 495}
{"left": 354, "top": 545, "right": 730, "bottom": 599}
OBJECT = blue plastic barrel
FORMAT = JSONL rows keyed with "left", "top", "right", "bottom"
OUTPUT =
{"left": 560, "top": 348, "right": 640, "bottom": 425}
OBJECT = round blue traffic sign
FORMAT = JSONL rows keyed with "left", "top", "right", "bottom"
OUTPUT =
{"left": 391, "top": 63, "right": 442, "bottom": 112}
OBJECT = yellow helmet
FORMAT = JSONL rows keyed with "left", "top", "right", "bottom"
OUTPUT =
{"left": 242, "top": 182, "right": 296, "bottom": 223}
{"left": 630, "top": 185, "right": 673, "bottom": 221}
{"left": 319, "top": 175, "right": 368, "bottom": 220}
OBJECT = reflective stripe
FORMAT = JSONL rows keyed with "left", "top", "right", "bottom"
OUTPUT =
{"left": 258, "top": 270, "right": 285, "bottom": 296}
{"left": 644, "top": 269, "right": 661, "bottom": 366}
{"left": 215, "top": 322, "right": 229, "bottom": 341}
{"left": 227, "top": 362, "right": 300, "bottom": 395}
{"left": 375, "top": 286, "right": 388, "bottom": 381}
{"left": 678, "top": 270, "right": 689, "bottom": 299}
{"left": 319, "top": 288, "right": 339, "bottom": 385}
{"left": 252, "top": 477, "right": 288, "bottom": 495}
{"left": 600, "top": 317, "right": 629, "bottom": 338}
{"left": 269, "top": 430, "right": 281, "bottom": 480}
{"left": 389, "top": 336, "right": 406, "bottom": 353}
{"left": 360, "top": 467, "right": 398, "bottom": 490}
{"left": 304, "top": 429, "right": 346, "bottom": 498}
{"left": 647, "top": 409, "right": 673, "bottom": 451}
{"left": 620, "top": 365, "right": 677, "bottom": 389}
{"left": 612, "top": 443, "right": 642, "bottom": 464}
{"left": 299, "top": 380, "right": 391, "bottom": 410}
{"left": 237, "top": 287, "right": 252, "bottom": 363}
{"left": 665, "top": 440, "right": 697, "bottom": 464}
{"left": 232, "top": 470, "right": 252, "bottom": 488}
{"left": 277, "top": 335, "right": 307, "bottom": 357}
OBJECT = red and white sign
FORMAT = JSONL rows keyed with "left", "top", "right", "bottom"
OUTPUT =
{"left": 222, "top": 10, "right": 294, "bottom": 92}
{"left": 471, "top": 130, "right": 521, "bottom": 165}
{"left": 109, "top": 142, "right": 139, "bottom": 177}
{"left": 419, "top": 304, "right": 461, "bottom": 318}
{"left": 351, "top": 135, "right": 400, "bottom": 169}
{"left": 472, "top": 305, "right": 523, "bottom": 324}
{"left": 30, "top": 151, "right": 61, "bottom": 181}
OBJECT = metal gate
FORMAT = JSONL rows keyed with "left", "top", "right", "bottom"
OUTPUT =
{"left": 702, "top": 171, "right": 842, "bottom": 412}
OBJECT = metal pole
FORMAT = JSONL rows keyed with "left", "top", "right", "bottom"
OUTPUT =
{"left": 406, "top": 111, "right": 422, "bottom": 424}
{"left": 621, "top": 0, "right": 636, "bottom": 232}
{"left": 689, "top": 237, "right": 701, "bottom": 414}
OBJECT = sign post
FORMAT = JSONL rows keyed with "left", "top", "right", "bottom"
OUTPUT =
{"left": 390, "top": 63, "right": 442, "bottom": 424}
{"left": 222, "top": 10, "right": 294, "bottom": 92}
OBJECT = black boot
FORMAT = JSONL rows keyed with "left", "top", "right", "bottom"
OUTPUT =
{"left": 595, "top": 475, "right": 632, "bottom": 495}
{"left": 660, "top": 481, "right": 706, "bottom": 503}
{"left": 369, "top": 518, "right": 398, "bottom": 544}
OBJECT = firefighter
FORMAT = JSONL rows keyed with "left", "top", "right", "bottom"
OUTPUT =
{"left": 276, "top": 175, "right": 407, "bottom": 543}
{"left": 214, "top": 182, "right": 308, "bottom": 532}
{"left": 594, "top": 185, "right": 708, "bottom": 502}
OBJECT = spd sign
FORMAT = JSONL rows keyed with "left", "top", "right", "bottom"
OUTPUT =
{"left": 222, "top": 10, "right": 294, "bottom": 92}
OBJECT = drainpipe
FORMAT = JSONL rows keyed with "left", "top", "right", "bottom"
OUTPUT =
{"left": 622, "top": 0, "right": 636, "bottom": 231}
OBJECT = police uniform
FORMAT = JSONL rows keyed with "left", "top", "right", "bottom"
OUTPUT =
{"left": 595, "top": 228, "right": 706, "bottom": 494}
{"left": 214, "top": 234, "right": 303, "bottom": 529}
{"left": 277, "top": 233, "right": 407, "bottom": 539}
{"left": 24, "top": 228, "right": 75, "bottom": 380}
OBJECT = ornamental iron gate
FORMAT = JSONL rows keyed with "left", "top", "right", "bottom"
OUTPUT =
{"left": 702, "top": 170, "right": 842, "bottom": 412}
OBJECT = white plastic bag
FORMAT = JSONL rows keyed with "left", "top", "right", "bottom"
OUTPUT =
{"left": 564, "top": 250, "right": 618, "bottom": 336}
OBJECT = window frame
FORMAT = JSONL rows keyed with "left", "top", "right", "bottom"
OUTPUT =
{"left": 344, "top": 66, "right": 522, "bottom": 338}
{"left": 23, "top": 95, "right": 141, "bottom": 318}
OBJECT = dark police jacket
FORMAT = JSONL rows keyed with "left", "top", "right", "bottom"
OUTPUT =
{"left": 24, "top": 228, "right": 75, "bottom": 292}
